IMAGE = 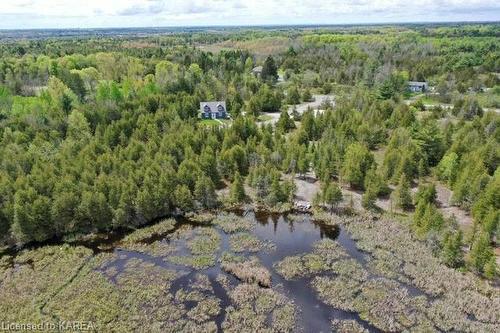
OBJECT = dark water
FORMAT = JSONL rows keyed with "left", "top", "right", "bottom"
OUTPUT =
{"left": 95, "top": 212, "right": 386, "bottom": 332}
{"left": 2, "top": 211, "right": 429, "bottom": 332}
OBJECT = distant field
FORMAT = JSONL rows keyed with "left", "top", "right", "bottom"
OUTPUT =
{"left": 198, "top": 36, "right": 295, "bottom": 58}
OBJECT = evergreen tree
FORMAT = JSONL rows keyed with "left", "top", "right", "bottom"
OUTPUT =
{"left": 323, "top": 183, "right": 343, "bottom": 211}
{"left": 276, "top": 109, "right": 295, "bottom": 133}
{"left": 261, "top": 56, "right": 278, "bottom": 82}
{"left": 229, "top": 172, "right": 246, "bottom": 204}
{"left": 441, "top": 230, "right": 463, "bottom": 268}
{"left": 286, "top": 86, "right": 301, "bottom": 105}
{"left": 341, "top": 143, "right": 374, "bottom": 189}
{"left": 392, "top": 173, "right": 412, "bottom": 210}
{"left": 194, "top": 176, "right": 217, "bottom": 209}
{"left": 174, "top": 185, "right": 194, "bottom": 213}
{"left": 484, "top": 256, "right": 497, "bottom": 279}
{"left": 469, "top": 232, "right": 493, "bottom": 273}
{"left": 362, "top": 186, "right": 378, "bottom": 210}
{"left": 302, "top": 89, "right": 313, "bottom": 102}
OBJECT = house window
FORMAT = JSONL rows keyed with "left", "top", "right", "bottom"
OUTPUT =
{"left": 217, "top": 105, "right": 225, "bottom": 112}
{"left": 204, "top": 105, "right": 211, "bottom": 113}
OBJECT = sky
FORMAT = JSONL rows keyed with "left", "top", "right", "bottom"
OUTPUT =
{"left": 0, "top": 0, "right": 499, "bottom": 29}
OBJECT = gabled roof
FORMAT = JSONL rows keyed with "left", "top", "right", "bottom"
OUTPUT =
{"left": 252, "top": 66, "right": 263, "bottom": 72}
{"left": 408, "top": 81, "right": 427, "bottom": 86}
{"left": 200, "top": 101, "right": 226, "bottom": 112}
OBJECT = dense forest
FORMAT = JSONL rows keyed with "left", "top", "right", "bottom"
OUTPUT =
{"left": 0, "top": 23, "right": 498, "bottom": 281}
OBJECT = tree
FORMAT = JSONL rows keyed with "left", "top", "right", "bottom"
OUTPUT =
{"left": 276, "top": 109, "right": 295, "bottom": 133}
{"left": 436, "top": 152, "right": 459, "bottom": 185}
{"left": 286, "top": 86, "right": 301, "bottom": 105}
{"left": 341, "top": 143, "right": 374, "bottom": 189}
{"left": 484, "top": 256, "right": 497, "bottom": 279}
{"left": 362, "top": 186, "right": 378, "bottom": 210}
{"left": 322, "top": 183, "right": 343, "bottom": 210}
{"left": 441, "top": 230, "right": 463, "bottom": 268}
{"left": 392, "top": 173, "right": 412, "bottom": 210}
{"left": 469, "top": 232, "right": 493, "bottom": 273}
{"left": 174, "top": 185, "right": 194, "bottom": 213}
{"left": 261, "top": 56, "right": 278, "bottom": 82}
{"left": 194, "top": 176, "right": 217, "bottom": 209}
{"left": 12, "top": 187, "right": 53, "bottom": 243}
{"left": 229, "top": 172, "right": 246, "bottom": 204}
{"left": 302, "top": 89, "right": 313, "bottom": 102}
{"left": 414, "top": 183, "right": 437, "bottom": 206}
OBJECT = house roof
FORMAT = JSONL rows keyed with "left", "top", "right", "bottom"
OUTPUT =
{"left": 200, "top": 101, "right": 226, "bottom": 112}
{"left": 408, "top": 81, "right": 427, "bottom": 87}
{"left": 252, "top": 66, "right": 263, "bottom": 73}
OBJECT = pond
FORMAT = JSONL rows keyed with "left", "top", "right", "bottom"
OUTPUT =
{"left": 95, "top": 212, "right": 392, "bottom": 332}
{"left": 2, "top": 211, "right": 499, "bottom": 332}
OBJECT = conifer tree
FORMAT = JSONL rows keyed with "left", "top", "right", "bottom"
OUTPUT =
{"left": 229, "top": 172, "right": 246, "bottom": 204}
{"left": 441, "top": 230, "right": 463, "bottom": 268}
{"left": 392, "top": 173, "right": 412, "bottom": 210}
{"left": 469, "top": 232, "right": 493, "bottom": 273}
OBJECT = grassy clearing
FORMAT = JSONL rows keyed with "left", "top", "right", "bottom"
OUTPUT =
{"left": 198, "top": 118, "right": 222, "bottom": 127}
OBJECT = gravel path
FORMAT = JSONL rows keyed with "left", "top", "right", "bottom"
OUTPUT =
{"left": 260, "top": 94, "right": 335, "bottom": 125}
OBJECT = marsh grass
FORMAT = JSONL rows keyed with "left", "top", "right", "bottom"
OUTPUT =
{"left": 229, "top": 232, "right": 274, "bottom": 252}
{"left": 222, "top": 283, "right": 296, "bottom": 332}
{"left": 212, "top": 213, "right": 255, "bottom": 234}
{"left": 220, "top": 254, "right": 272, "bottom": 287}
{"left": 331, "top": 319, "right": 369, "bottom": 333}
{"left": 121, "top": 218, "right": 176, "bottom": 244}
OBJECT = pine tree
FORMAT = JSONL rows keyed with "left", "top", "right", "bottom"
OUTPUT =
{"left": 484, "top": 256, "right": 497, "bottom": 279}
{"left": 441, "top": 230, "right": 463, "bottom": 268}
{"left": 261, "top": 56, "right": 278, "bottom": 82}
{"left": 229, "top": 172, "right": 246, "bottom": 204}
{"left": 194, "top": 176, "right": 217, "bottom": 209}
{"left": 174, "top": 185, "right": 193, "bottom": 213}
{"left": 276, "top": 109, "right": 295, "bottom": 133}
{"left": 469, "top": 232, "right": 493, "bottom": 273}
{"left": 323, "top": 183, "right": 343, "bottom": 211}
{"left": 302, "top": 89, "right": 313, "bottom": 102}
{"left": 341, "top": 143, "right": 374, "bottom": 189}
{"left": 362, "top": 186, "right": 378, "bottom": 210}
{"left": 392, "top": 173, "right": 412, "bottom": 210}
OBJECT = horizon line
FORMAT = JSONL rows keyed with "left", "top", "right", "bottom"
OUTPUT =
{"left": 1, "top": 19, "right": 499, "bottom": 32}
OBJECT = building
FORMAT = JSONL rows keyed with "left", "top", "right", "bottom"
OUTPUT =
{"left": 200, "top": 101, "right": 227, "bottom": 119}
{"left": 252, "top": 66, "right": 263, "bottom": 77}
{"left": 408, "top": 81, "right": 428, "bottom": 93}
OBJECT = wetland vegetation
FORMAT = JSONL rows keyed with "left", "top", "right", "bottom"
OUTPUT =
{"left": 0, "top": 22, "right": 499, "bottom": 332}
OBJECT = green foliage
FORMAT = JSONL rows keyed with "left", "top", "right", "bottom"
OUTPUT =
{"left": 276, "top": 109, "right": 295, "bottom": 133}
{"left": 174, "top": 185, "right": 194, "bottom": 213}
{"left": 441, "top": 230, "right": 463, "bottom": 268}
{"left": 483, "top": 256, "right": 497, "bottom": 279}
{"left": 194, "top": 176, "right": 217, "bottom": 209}
{"left": 341, "top": 143, "right": 374, "bottom": 189}
{"left": 229, "top": 172, "right": 246, "bottom": 204}
{"left": 469, "top": 232, "right": 494, "bottom": 274}
{"left": 378, "top": 71, "right": 408, "bottom": 100}
{"left": 261, "top": 56, "right": 278, "bottom": 82}
{"left": 392, "top": 173, "right": 413, "bottom": 211}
